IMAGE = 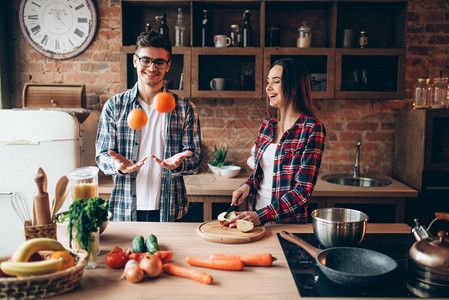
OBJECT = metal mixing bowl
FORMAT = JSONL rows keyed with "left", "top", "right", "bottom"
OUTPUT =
{"left": 311, "top": 208, "right": 369, "bottom": 248}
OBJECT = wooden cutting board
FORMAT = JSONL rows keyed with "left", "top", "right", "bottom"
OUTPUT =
{"left": 197, "top": 220, "right": 267, "bottom": 244}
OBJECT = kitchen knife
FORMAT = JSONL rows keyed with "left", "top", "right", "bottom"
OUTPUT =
{"left": 224, "top": 204, "right": 238, "bottom": 218}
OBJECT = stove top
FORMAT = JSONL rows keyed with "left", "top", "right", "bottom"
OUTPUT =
{"left": 278, "top": 233, "right": 447, "bottom": 298}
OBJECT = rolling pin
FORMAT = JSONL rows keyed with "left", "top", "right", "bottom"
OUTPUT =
{"left": 33, "top": 171, "right": 52, "bottom": 225}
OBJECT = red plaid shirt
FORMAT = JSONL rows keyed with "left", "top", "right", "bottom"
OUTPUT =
{"left": 244, "top": 115, "right": 325, "bottom": 224}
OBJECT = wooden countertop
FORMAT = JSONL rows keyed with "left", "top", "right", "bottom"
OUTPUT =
{"left": 54, "top": 222, "right": 411, "bottom": 299}
{"left": 99, "top": 173, "right": 418, "bottom": 198}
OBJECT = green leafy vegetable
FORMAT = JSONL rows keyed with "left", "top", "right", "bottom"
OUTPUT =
{"left": 68, "top": 197, "right": 109, "bottom": 252}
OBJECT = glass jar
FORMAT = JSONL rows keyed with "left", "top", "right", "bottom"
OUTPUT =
{"left": 412, "top": 78, "right": 431, "bottom": 109}
{"left": 74, "top": 228, "right": 99, "bottom": 269}
{"left": 359, "top": 31, "right": 368, "bottom": 48}
{"left": 431, "top": 77, "right": 448, "bottom": 109}
{"left": 297, "top": 21, "right": 311, "bottom": 48}
{"left": 230, "top": 24, "right": 242, "bottom": 47}
{"left": 68, "top": 166, "right": 99, "bottom": 203}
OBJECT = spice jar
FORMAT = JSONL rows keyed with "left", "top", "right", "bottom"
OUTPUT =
{"left": 230, "top": 24, "right": 242, "bottom": 47}
{"left": 297, "top": 21, "right": 311, "bottom": 48}
{"left": 359, "top": 31, "right": 368, "bottom": 48}
{"left": 413, "top": 78, "right": 431, "bottom": 109}
{"left": 431, "top": 77, "right": 449, "bottom": 109}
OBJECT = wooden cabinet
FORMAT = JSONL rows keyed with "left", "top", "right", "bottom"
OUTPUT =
{"left": 120, "top": 0, "right": 407, "bottom": 99}
{"left": 191, "top": 47, "right": 263, "bottom": 98}
{"left": 335, "top": 48, "right": 405, "bottom": 99}
{"left": 394, "top": 109, "right": 449, "bottom": 192}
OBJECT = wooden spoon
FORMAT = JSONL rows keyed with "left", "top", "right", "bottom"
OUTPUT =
{"left": 51, "top": 176, "right": 69, "bottom": 219}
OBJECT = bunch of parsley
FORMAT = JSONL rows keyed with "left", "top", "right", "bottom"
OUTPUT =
{"left": 68, "top": 197, "right": 108, "bottom": 252}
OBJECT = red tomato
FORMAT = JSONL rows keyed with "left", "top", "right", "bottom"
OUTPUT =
{"left": 153, "top": 251, "right": 172, "bottom": 264}
{"left": 128, "top": 253, "right": 148, "bottom": 262}
{"left": 106, "top": 249, "right": 128, "bottom": 269}
{"left": 111, "top": 246, "right": 123, "bottom": 253}
{"left": 123, "top": 247, "right": 132, "bottom": 258}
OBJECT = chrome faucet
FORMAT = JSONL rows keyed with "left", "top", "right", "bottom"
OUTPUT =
{"left": 353, "top": 140, "right": 361, "bottom": 177}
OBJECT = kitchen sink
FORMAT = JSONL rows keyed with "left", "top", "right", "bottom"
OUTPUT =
{"left": 321, "top": 174, "right": 391, "bottom": 187}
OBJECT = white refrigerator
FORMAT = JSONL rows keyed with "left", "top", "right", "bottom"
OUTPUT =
{"left": 0, "top": 108, "right": 99, "bottom": 256}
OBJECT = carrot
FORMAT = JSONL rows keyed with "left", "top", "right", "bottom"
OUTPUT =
{"left": 162, "top": 263, "right": 213, "bottom": 285}
{"left": 185, "top": 257, "right": 244, "bottom": 271}
{"left": 209, "top": 253, "right": 275, "bottom": 266}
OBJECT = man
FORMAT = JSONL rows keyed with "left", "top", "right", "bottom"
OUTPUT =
{"left": 96, "top": 31, "right": 202, "bottom": 222}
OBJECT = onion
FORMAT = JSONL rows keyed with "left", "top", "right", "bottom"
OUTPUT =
{"left": 139, "top": 255, "right": 162, "bottom": 278}
{"left": 119, "top": 259, "right": 139, "bottom": 280}
{"left": 125, "top": 266, "right": 144, "bottom": 283}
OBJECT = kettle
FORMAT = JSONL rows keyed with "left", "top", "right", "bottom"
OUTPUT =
{"left": 408, "top": 212, "right": 449, "bottom": 287}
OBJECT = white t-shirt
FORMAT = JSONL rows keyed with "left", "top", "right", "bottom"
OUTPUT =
{"left": 136, "top": 98, "right": 167, "bottom": 210}
{"left": 256, "top": 143, "right": 277, "bottom": 210}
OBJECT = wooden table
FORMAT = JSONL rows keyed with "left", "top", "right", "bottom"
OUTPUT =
{"left": 54, "top": 222, "right": 411, "bottom": 299}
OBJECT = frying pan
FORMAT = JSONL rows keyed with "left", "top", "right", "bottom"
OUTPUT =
{"left": 280, "top": 231, "right": 398, "bottom": 287}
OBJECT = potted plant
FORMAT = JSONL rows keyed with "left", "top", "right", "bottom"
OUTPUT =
{"left": 208, "top": 145, "right": 241, "bottom": 178}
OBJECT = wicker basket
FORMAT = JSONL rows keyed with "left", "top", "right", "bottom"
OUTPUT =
{"left": 0, "top": 250, "right": 87, "bottom": 299}
{"left": 24, "top": 220, "right": 57, "bottom": 241}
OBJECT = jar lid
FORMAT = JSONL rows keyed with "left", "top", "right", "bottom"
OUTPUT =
{"left": 299, "top": 21, "right": 310, "bottom": 31}
{"left": 68, "top": 166, "right": 99, "bottom": 180}
{"left": 230, "top": 24, "right": 240, "bottom": 29}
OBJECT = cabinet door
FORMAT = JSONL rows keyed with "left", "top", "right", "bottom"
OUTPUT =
{"left": 120, "top": 46, "right": 191, "bottom": 98}
{"left": 191, "top": 47, "right": 263, "bottom": 98}
{"left": 264, "top": 48, "right": 335, "bottom": 99}
{"left": 335, "top": 48, "right": 405, "bottom": 99}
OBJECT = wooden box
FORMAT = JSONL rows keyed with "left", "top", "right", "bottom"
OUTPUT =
{"left": 22, "top": 84, "right": 86, "bottom": 108}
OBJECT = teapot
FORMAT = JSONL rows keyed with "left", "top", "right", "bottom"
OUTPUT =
{"left": 408, "top": 212, "right": 449, "bottom": 287}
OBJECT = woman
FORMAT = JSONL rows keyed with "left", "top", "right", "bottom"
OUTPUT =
{"left": 230, "top": 58, "right": 326, "bottom": 226}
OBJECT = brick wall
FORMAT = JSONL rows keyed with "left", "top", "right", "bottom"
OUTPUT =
{"left": 6, "top": 0, "right": 449, "bottom": 176}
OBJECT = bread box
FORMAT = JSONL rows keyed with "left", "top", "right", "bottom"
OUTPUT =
{"left": 22, "top": 83, "right": 86, "bottom": 108}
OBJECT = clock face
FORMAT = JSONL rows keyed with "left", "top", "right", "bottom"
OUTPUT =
{"left": 19, "top": 0, "right": 97, "bottom": 59}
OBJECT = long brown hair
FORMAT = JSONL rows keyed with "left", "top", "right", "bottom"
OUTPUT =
{"left": 269, "top": 58, "right": 316, "bottom": 118}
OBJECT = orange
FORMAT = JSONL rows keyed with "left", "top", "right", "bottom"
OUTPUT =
{"left": 154, "top": 92, "right": 176, "bottom": 113}
{"left": 127, "top": 109, "right": 148, "bottom": 130}
{"left": 50, "top": 251, "right": 75, "bottom": 271}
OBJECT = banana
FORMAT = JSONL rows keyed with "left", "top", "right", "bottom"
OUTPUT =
{"left": 13, "top": 238, "right": 69, "bottom": 262}
{"left": 1, "top": 258, "right": 63, "bottom": 276}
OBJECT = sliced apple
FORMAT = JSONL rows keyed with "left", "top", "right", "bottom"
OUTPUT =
{"left": 217, "top": 211, "right": 236, "bottom": 227}
{"left": 236, "top": 219, "right": 254, "bottom": 232}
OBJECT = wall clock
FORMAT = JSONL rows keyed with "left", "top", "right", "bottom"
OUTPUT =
{"left": 19, "top": 0, "right": 98, "bottom": 60}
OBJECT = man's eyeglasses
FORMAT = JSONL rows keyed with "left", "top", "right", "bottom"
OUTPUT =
{"left": 135, "top": 54, "right": 170, "bottom": 69}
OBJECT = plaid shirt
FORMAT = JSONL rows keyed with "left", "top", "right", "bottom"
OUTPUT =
{"left": 96, "top": 83, "right": 202, "bottom": 222}
{"left": 245, "top": 115, "right": 325, "bottom": 224}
